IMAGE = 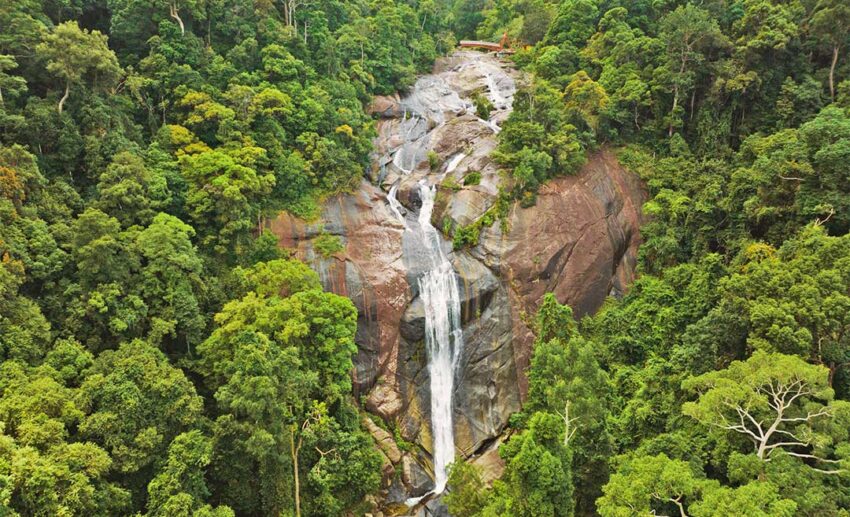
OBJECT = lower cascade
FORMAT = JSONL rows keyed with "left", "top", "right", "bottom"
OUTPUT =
{"left": 397, "top": 180, "right": 464, "bottom": 504}
{"left": 417, "top": 181, "right": 464, "bottom": 495}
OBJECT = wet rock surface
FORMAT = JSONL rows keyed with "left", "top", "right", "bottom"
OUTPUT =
{"left": 268, "top": 50, "right": 645, "bottom": 510}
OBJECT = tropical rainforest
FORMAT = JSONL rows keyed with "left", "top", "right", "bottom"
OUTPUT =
{"left": 1, "top": 0, "right": 850, "bottom": 516}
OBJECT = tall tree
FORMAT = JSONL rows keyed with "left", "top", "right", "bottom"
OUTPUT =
{"left": 495, "top": 412, "right": 574, "bottom": 517}
{"left": 0, "top": 55, "right": 26, "bottom": 108}
{"left": 36, "top": 21, "right": 121, "bottom": 113}
{"left": 526, "top": 294, "right": 613, "bottom": 516}
{"left": 683, "top": 350, "right": 846, "bottom": 473}
{"left": 657, "top": 5, "right": 728, "bottom": 136}
{"left": 197, "top": 259, "right": 377, "bottom": 515}
{"left": 809, "top": 0, "right": 850, "bottom": 100}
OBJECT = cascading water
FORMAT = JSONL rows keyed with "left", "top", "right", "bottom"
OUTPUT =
{"left": 416, "top": 180, "right": 464, "bottom": 495}
{"left": 378, "top": 50, "right": 515, "bottom": 506}
{"left": 387, "top": 183, "right": 407, "bottom": 228}
{"left": 394, "top": 180, "right": 464, "bottom": 506}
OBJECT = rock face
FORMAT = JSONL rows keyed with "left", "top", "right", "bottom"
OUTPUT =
{"left": 470, "top": 151, "right": 645, "bottom": 393}
{"left": 267, "top": 50, "right": 645, "bottom": 507}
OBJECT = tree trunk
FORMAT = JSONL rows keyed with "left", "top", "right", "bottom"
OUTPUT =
{"left": 669, "top": 58, "right": 686, "bottom": 137}
{"left": 671, "top": 497, "right": 688, "bottom": 517}
{"left": 669, "top": 86, "right": 679, "bottom": 137}
{"left": 291, "top": 428, "right": 302, "bottom": 517}
{"left": 829, "top": 45, "right": 839, "bottom": 101}
{"left": 170, "top": 3, "right": 185, "bottom": 36}
{"left": 57, "top": 81, "right": 70, "bottom": 114}
{"left": 690, "top": 88, "right": 696, "bottom": 122}
{"left": 285, "top": 0, "right": 296, "bottom": 27}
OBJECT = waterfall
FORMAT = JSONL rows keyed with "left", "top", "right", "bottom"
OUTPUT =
{"left": 378, "top": 51, "right": 516, "bottom": 507}
{"left": 387, "top": 183, "right": 407, "bottom": 228}
{"left": 483, "top": 66, "right": 507, "bottom": 110}
{"left": 408, "top": 181, "right": 464, "bottom": 499}
{"left": 445, "top": 153, "right": 467, "bottom": 175}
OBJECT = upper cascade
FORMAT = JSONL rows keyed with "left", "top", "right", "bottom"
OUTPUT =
{"left": 371, "top": 50, "right": 516, "bottom": 187}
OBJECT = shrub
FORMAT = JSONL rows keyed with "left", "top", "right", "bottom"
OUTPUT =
{"left": 473, "top": 91, "right": 493, "bottom": 120}
{"left": 441, "top": 175, "right": 462, "bottom": 192}
{"left": 314, "top": 232, "right": 344, "bottom": 257}
{"left": 428, "top": 150, "right": 441, "bottom": 171}
{"left": 463, "top": 171, "right": 481, "bottom": 186}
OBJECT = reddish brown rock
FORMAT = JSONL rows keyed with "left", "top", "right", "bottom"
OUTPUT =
{"left": 362, "top": 415, "right": 403, "bottom": 464}
{"left": 368, "top": 94, "right": 403, "bottom": 118}
{"left": 268, "top": 50, "right": 644, "bottom": 503}
{"left": 470, "top": 437, "right": 506, "bottom": 485}
{"left": 267, "top": 179, "right": 410, "bottom": 412}
{"left": 475, "top": 149, "right": 645, "bottom": 395}
{"left": 266, "top": 149, "right": 644, "bottom": 455}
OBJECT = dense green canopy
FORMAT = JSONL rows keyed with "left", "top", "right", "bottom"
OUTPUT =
{"left": 446, "top": 0, "right": 850, "bottom": 515}
{"left": 0, "top": 1, "right": 455, "bottom": 514}
{"left": 3, "top": 0, "right": 850, "bottom": 515}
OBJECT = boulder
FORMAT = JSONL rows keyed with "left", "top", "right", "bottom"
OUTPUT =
{"left": 367, "top": 382, "right": 405, "bottom": 421}
{"left": 470, "top": 437, "right": 506, "bottom": 485}
{"left": 369, "top": 94, "right": 403, "bottom": 118}
{"left": 402, "top": 453, "right": 433, "bottom": 497}
{"left": 362, "top": 416, "right": 403, "bottom": 464}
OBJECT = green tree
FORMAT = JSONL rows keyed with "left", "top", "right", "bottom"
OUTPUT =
{"left": 0, "top": 361, "right": 131, "bottom": 515}
{"left": 494, "top": 412, "right": 574, "bottom": 517}
{"left": 809, "top": 0, "right": 850, "bottom": 100}
{"left": 526, "top": 294, "right": 613, "bottom": 515}
{"left": 0, "top": 55, "right": 26, "bottom": 108}
{"left": 134, "top": 213, "right": 206, "bottom": 351}
{"left": 146, "top": 431, "right": 234, "bottom": 516}
{"left": 598, "top": 453, "right": 797, "bottom": 517}
{"left": 710, "top": 226, "right": 850, "bottom": 394}
{"left": 179, "top": 145, "right": 274, "bottom": 255}
{"left": 543, "top": 0, "right": 599, "bottom": 49}
{"left": 95, "top": 151, "right": 169, "bottom": 228}
{"left": 597, "top": 453, "right": 703, "bottom": 517}
{"left": 445, "top": 461, "right": 488, "bottom": 517}
{"left": 563, "top": 70, "right": 609, "bottom": 136}
{"left": 657, "top": 5, "right": 728, "bottom": 136}
{"left": 198, "top": 259, "right": 376, "bottom": 515}
{"left": 683, "top": 350, "right": 845, "bottom": 472}
{"left": 77, "top": 340, "right": 204, "bottom": 500}
{"left": 36, "top": 21, "right": 121, "bottom": 113}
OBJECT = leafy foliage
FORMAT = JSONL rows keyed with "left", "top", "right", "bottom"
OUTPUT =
{"left": 0, "top": 0, "right": 451, "bottom": 514}
{"left": 458, "top": 1, "right": 850, "bottom": 514}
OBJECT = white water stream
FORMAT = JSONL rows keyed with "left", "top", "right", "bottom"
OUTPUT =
{"left": 387, "top": 183, "right": 407, "bottom": 228}
{"left": 416, "top": 181, "right": 464, "bottom": 495}
{"left": 378, "top": 51, "right": 515, "bottom": 507}
{"left": 398, "top": 181, "right": 463, "bottom": 508}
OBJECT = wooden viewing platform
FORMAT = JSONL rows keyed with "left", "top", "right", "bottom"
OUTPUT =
{"left": 459, "top": 33, "right": 515, "bottom": 53}
{"left": 459, "top": 40, "right": 503, "bottom": 51}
